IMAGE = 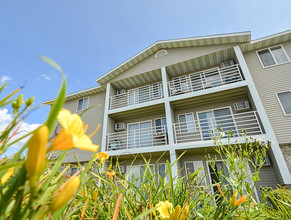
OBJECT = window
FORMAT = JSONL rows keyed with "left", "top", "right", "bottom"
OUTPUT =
{"left": 185, "top": 161, "right": 206, "bottom": 185}
{"left": 158, "top": 163, "right": 170, "bottom": 182}
{"left": 257, "top": 45, "right": 290, "bottom": 67}
{"left": 178, "top": 113, "right": 196, "bottom": 133}
{"left": 155, "top": 118, "right": 167, "bottom": 134}
{"left": 71, "top": 167, "right": 79, "bottom": 175}
{"left": 276, "top": 91, "right": 291, "bottom": 115}
{"left": 77, "top": 97, "right": 89, "bottom": 111}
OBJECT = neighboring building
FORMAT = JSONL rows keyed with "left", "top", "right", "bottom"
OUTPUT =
{"left": 44, "top": 30, "right": 291, "bottom": 199}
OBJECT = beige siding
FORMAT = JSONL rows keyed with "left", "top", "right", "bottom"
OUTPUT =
{"left": 243, "top": 41, "right": 291, "bottom": 144}
{"left": 60, "top": 92, "right": 106, "bottom": 162}
{"left": 110, "top": 44, "right": 237, "bottom": 83}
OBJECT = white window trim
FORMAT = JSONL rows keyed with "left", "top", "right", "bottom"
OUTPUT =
{"left": 275, "top": 90, "right": 291, "bottom": 116}
{"left": 184, "top": 160, "right": 207, "bottom": 185}
{"left": 177, "top": 112, "right": 196, "bottom": 133}
{"left": 157, "top": 163, "right": 170, "bottom": 181}
{"left": 256, "top": 44, "right": 290, "bottom": 68}
{"left": 127, "top": 120, "right": 153, "bottom": 148}
{"left": 76, "top": 96, "right": 90, "bottom": 112}
{"left": 196, "top": 106, "right": 238, "bottom": 139}
{"left": 154, "top": 117, "right": 167, "bottom": 134}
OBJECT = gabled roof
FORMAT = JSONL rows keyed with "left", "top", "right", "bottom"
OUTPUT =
{"left": 43, "top": 85, "right": 105, "bottom": 104}
{"left": 96, "top": 31, "right": 251, "bottom": 85}
{"left": 240, "top": 29, "right": 291, "bottom": 52}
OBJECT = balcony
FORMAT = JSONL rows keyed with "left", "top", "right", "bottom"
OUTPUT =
{"left": 168, "top": 64, "right": 243, "bottom": 97}
{"left": 107, "top": 125, "right": 168, "bottom": 151}
{"left": 109, "top": 82, "right": 163, "bottom": 110}
{"left": 173, "top": 111, "right": 263, "bottom": 144}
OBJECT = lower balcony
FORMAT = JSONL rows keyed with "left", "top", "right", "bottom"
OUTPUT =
{"left": 173, "top": 111, "right": 264, "bottom": 144}
{"left": 107, "top": 125, "right": 168, "bottom": 151}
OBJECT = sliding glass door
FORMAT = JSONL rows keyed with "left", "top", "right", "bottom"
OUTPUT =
{"left": 198, "top": 107, "right": 236, "bottom": 140}
{"left": 128, "top": 121, "right": 152, "bottom": 148}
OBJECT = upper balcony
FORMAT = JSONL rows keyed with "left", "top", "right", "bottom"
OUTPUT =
{"left": 107, "top": 125, "right": 168, "bottom": 151}
{"left": 109, "top": 82, "right": 163, "bottom": 110}
{"left": 168, "top": 64, "right": 243, "bottom": 97}
{"left": 173, "top": 111, "right": 264, "bottom": 144}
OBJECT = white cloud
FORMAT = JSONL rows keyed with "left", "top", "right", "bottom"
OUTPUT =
{"left": 0, "top": 75, "right": 13, "bottom": 84}
{"left": 41, "top": 74, "right": 52, "bottom": 81}
{"left": 0, "top": 109, "right": 41, "bottom": 151}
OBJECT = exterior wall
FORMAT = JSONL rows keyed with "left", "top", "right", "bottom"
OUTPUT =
{"left": 243, "top": 41, "right": 291, "bottom": 144}
{"left": 60, "top": 92, "right": 106, "bottom": 162}
{"left": 115, "top": 112, "right": 166, "bottom": 127}
{"left": 110, "top": 44, "right": 237, "bottom": 83}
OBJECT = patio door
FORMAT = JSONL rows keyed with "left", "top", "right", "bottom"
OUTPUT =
{"left": 198, "top": 107, "right": 236, "bottom": 140}
{"left": 128, "top": 121, "right": 152, "bottom": 148}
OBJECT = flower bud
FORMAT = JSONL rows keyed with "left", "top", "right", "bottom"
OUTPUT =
{"left": 49, "top": 176, "right": 80, "bottom": 212}
{"left": 16, "top": 94, "right": 23, "bottom": 109}
{"left": 25, "top": 96, "right": 35, "bottom": 107}
{"left": 26, "top": 125, "right": 49, "bottom": 187}
{"left": 92, "top": 189, "right": 98, "bottom": 201}
{"left": 1, "top": 167, "right": 15, "bottom": 185}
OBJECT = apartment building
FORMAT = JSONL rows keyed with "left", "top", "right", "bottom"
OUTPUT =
{"left": 44, "top": 30, "right": 291, "bottom": 199}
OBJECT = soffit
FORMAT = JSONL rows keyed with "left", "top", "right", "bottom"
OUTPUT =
{"left": 43, "top": 86, "right": 105, "bottom": 104}
{"left": 240, "top": 30, "right": 291, "bottom": 53}
{"left": 97, "top": 32, "right": 251, "bottom": 85}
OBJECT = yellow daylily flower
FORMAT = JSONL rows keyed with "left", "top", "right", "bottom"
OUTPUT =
{"left": 95, "top": 152, "right": 109, "bottom": 164}
{"left": 235, "top": 195, "right": 247, "bottom": 206}
{"left": 156, "top": 201, "right": 173, "bottom": 219}
{"left": 179, "top": 205, "right": 189, "bottom": 220}
{"left": 49, "top": 109, "right": 99, "bottom": 152}
{"left": 26, "top": 125, "right": 49, "bottom": 187}
{"left": 49, "top": 176, "right": 80, "bottom": 212}
{"left": 1, "top": 167, "right": 15, "bottom": 185}
{"left": 106, "top": 171, "right": 116, "bottom": 180}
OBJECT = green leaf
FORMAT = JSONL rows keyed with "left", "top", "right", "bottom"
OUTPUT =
{"left": 41, "top": 55, "right": 66, "bottom": 132}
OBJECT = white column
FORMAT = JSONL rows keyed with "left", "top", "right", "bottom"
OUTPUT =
{"left": 161, "top": 67, "right": 175, "bottom": 146}
{"left": 101, "top": 83, "right": 111, "bottom": 152}
{"left": 161, "top": 67, "right": 178, "bottom": 180}
{"left": 234, "top": 46, "right": 291, "bottom": 185}
{"left": 170, "top": 149, "right": 178, "bottom": 183}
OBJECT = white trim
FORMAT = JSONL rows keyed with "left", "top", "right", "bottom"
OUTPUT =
{"left": 251, "top": 29, "right": 291, "bottom": 44}
{"left": 256, "top": 44, "right": 290, "bottom": 68}
{"left": 177, "top": 112, "right": 196, "bottom": 133}
{"left": 275, "top": 90, "right": 291, "bottom": 116}
{"left": 76, "top": 96, "right": 90, "bottom": 112}
{"left": 155, "top": 49, "right": 168, "bottom": 58}
{"left": 101, "top": 83, "right": 111, "bottom": 152}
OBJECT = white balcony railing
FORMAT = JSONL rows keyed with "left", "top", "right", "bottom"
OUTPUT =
{"left": 173, "top": 111, "right": 263, "bottom": 144}
{"left": 107, "top": 125, "right": 168, "bottom": 151}
{"left": 168, "top": 64, "right": 243, "bottom": 96}
{"left": 109, "top": 82, "right": 163, "bottom": 110}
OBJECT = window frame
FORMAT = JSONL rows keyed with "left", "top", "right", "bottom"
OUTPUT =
{"left": 177, "top": 112, "right": 196, "bottom": 133}
{"left": 275, "top": 90, "right": 291, "bottom": 116}
{"left": 76, "top": 96, "right": 90, "bottom": 112}
{"left": 256, "top": 44, "right": 290, "bottom": 68}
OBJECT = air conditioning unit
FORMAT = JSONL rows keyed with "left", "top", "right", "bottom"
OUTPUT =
{"left": 253, "top": 155, "right": 271, "bottom": 167}
{"left": 221, "top": 60, "right": 234, "bottom": 68}
{"left": 234, "top": 101, "right": 250, "bottom": 112}
{"left": 115, "top": 123, "right": 126, "bottom": 131}
{"left": 116, "top": 89, "right": 126, "bottom": 95}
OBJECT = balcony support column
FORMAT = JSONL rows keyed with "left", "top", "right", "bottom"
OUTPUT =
{"left": 101, "top": 83, "right": 111, "bottom": 152}
{"left": 234, "top": 46, "right": 291, "bottom": 185}
{"left": 161, "top": 67, "right": 175, "bottom": 146}
{"left": 170, "top": 149, "right": 178, "bottom": 182}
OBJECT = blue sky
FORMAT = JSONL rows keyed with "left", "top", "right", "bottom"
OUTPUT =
{"left": 1, "top": 0, "right": 291, "bottom": 155}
